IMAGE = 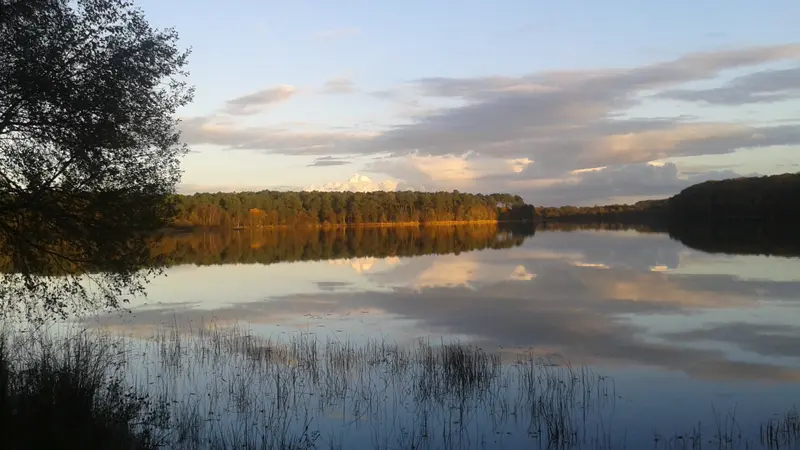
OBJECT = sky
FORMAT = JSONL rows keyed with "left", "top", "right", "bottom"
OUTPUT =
{"left": 136, "top": 0, "right": 799, "bottom": 206}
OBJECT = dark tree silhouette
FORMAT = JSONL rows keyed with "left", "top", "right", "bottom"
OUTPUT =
{"left": 535, "top": 199, "right": 669, "bottom": 222}
{"left": 0, "top": 0, "right": 192, "bottom": 318}
{"left": 667, "top": 172, "right": 800, "bottom": 220}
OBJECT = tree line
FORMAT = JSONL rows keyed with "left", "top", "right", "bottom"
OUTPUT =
{"left": 536, "top": 173, "right": 800, "bottom": 223}
{"left": 535, "top": 200, "right": 668, "bottom": 222}
{"left": 171, "top": 190, "right": 536, "bottom": 228}
{"left": 667, "top": 172, "right": 800, "bottom": 220}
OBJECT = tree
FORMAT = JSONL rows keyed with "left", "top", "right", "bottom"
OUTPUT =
{"left": 0, "top": 0, "right": 193, "bottom": 318}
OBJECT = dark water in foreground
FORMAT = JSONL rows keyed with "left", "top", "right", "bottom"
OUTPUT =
{"left": 69, "top": 225, "right": 800, "bottom": 449}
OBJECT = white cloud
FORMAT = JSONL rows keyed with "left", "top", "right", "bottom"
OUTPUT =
{"left": 570, "top": 166, "right": 607, "bottom": 175}
{"left": 368, "top": 154, "right": 539, "bottom": 191}
{"left": 179, "top": 116, "right": 377, "bottom": 154}
{"left": 306, "top": 174, "right": 399, "bottom": 192}
{"left": 510, "top": 158, "right": 533, "bottom": 173}
{"left": 223, "top": 85, "right": 297, "bottom": 115}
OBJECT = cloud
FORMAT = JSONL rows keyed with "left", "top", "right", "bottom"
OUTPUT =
{"left": 179, "top": 116, "right": 376, "bottom": 154}
{"left": 306, "top": 174, "right": 399, "bottom": 192}
{"left": 184, "top": 44, "right": 800, "bottom": 166}
{"left": 307, "top": 156, "right": 352, "bottom": 167}
{"left": 177, "top": 44, "right": 800, "bottom": 204}
{"left": 364, "top": 44, "right": 800, "bottom": 172}
{"left": 363, "top": 152, "right": 746, "bottom": 205}
{"left": 659, "top": 65, "right": 800, "bottom": 105}
{"left": 507, "top": 162, "right": 747, "bottom": 206}
{"left": 510, "top": 158, "right": 533, "bottom": 173}
{"left": 365, "top": 154, "right": 749, "bottom": 205}
{"left": 223, "top": 85, "right": 297, "bottom": 115}
{"left": 374, "top": 154, "right": 475, "bottom": 184}
{"left": 322, "top": 78, "right": 356, "bottom": 94}
{"left": 367, "top": 154, "right": 538, "bottom": 191}
{"left": 313, "top": 27, "right": 360, "bottom": 41}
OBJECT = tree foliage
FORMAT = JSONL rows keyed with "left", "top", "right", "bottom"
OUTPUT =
{"left": 535, "top": 200, "right": 668, "bottom": 222}
{"left": 171, "top": 190, "right": 534, "bottom": 228}
{"left": 0, "top": 0, "right": 192, "bottom": 318}
{"left": 534, "top": 173, "right": 800, "bottom": 257}
{"left": 535, "top": 173, "right": 800, "bottom": 223}
{"left": 668, "top": 173, "right": 800, "bottom": 220}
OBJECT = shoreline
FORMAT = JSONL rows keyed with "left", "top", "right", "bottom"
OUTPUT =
{"left": 161, "top": 219, "right": 533, "bottom": 234}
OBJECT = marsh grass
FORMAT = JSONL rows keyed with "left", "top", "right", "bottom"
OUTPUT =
{"left": 761, "top": 407, "right": 800, "bottom": 449}
{"left": 0, "top": 327, "right": 167, "bottom": 449}
{"left": 0, "top": 321, "right": 797, "bottom": 449}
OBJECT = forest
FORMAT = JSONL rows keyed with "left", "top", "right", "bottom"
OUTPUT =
{"left": 171, "top": 190, "right": 535, "bottom": 228}
{"left": 5, "top": 174, "right": 796, "bottom": 277}
{"left": 667, "top": 172, "right": 800, "bottom": 220}
{"left": 169, "top": 173, "right": 799, "bottom": 230}
{"left": 535, "top": 199, "right": 668, "bottom": 222}
{"left": 536, "top": 173, "right": 800, "bottom": 222}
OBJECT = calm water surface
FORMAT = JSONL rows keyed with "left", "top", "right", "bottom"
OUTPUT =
{"left": 79, "top": 226, "right": 800, "bottom": 449}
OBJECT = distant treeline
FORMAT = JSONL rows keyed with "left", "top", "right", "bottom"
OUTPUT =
{"left": 667, "top": 172, "right": 800, "bottom": 220}
{"left": 531, "top": 173, "right": 800, "bottom": 257}
{"left": 152, "top": 224, "right": 534, "bottom": 268}
{"left": 537, "top": 173, "right": 800, "bottom": 223}
{"left": 535, "top": 200, "right": 668, "bottom": 223}
{"left": 171, "top": 173, "right": 799, "bottom": 230}
{"left": 171, "top": 191, "right": 535, "bottom": 229}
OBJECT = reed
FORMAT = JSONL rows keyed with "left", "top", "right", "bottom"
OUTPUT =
{"left": 0, "top": 320, "right": 796, "bottom": 449}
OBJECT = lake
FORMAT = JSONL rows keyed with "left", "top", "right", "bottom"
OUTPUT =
{"left": 68, "top": 224, "right": 800, "bottom": 449}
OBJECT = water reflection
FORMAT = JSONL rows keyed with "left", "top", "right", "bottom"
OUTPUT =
{"left": 667, "top": 219, "right": 800, "bottom": 257}
{"left": 79, "top": 225, "right": 800, "bottom": 448}
{"left": 153, "top": 223, "right": 533, "bottom": 267}
{"left": 89, "top": 227, "right": 800, "bottom": 376}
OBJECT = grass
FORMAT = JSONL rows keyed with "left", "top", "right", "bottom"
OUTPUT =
{"left": 0, "top": 328, "right": 166, "bottom": 450}
{"left": 0, "top": 321, "right": 797, "bottom": 449}
{"left": 762, "top": 407, "right": 800, "bottom": 449}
